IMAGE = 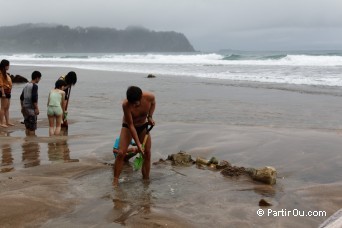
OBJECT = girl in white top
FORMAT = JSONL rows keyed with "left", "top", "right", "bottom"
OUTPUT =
{"left": 47, "top": 80, "right": 66, "bottom": 136}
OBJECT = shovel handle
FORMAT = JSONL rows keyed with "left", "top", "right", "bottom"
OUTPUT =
{"left": 142, "top": 125, "right": 154, "bottom": 149}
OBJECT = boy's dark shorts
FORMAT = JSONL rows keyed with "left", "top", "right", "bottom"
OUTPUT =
{"left": 22, "top": 108, "right": 37, "bottom": 131}
{"left": 24, "top": 115, "right": 37, "bottom": 131}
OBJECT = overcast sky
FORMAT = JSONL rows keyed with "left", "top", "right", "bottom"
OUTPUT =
{"left": 1, "top": 0, "right": 342, "bottom": 51}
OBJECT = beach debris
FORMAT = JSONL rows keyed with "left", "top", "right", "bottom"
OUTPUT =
{"left": 216, "top": 160, "right": 230, "bottom": 170}
{"left": 246, "top": 166, "right": 277, "bottom": 185}
{"left": 147, "top": 74, "right": 156, "bottom": 78}
{"left": 259, "top": 198, "right": 272, "bottom": 206}
{"left": 221, "top": 165, "right": 246, "bottom": 177}
{"left": 160, "top": 151, "right": 277, "bottom": 185}
{"left": 196, "top": 157, "right": 209, "bottom": 165}
{"left": 196, "top": 156, "right": 219, "bottom": 166}
{"left": 208, "top": 157, "right": 219, "bottom": 165}
{"left": 221, "top": 165, "right": 277, "bottom": 185}
{"left": 167, "top": 151, "right": 194, "bottom": 166}
{"left": 208, "top": 164, "right": 217, "bottom": 169}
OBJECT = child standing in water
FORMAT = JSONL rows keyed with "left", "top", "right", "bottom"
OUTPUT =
{"left": 0, "top": 59, "right": 14, "bottom": 127}
{"left": 47, "top": 80, "right": 66, "bottom": 136}
{"left": 58, "top": 71, "right": 77, "bottom": 127}
{"left": 20, "top": 71, "right": 42, "bottom": 135}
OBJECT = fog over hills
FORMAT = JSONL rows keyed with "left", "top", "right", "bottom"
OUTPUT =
{"left": 0, "top": 24, "right": 195, "bottom": 53}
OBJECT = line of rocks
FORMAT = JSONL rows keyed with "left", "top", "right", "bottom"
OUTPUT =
{"left": 161, "top": 151, "right": 277, "bottom": 185}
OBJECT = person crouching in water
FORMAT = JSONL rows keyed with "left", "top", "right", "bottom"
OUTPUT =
{"left": 47, "top": 80, "right": 66, "bottom": 136}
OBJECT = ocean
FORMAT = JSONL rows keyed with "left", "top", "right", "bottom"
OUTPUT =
{"left": 2, "top": 50, "right": 342, "bottom": 87}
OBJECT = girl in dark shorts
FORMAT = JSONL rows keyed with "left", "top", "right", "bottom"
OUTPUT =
{"left": 0, "top": 59, "right": 14, "bottom": 128}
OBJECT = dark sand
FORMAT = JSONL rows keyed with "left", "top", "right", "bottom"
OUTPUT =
{"left": 0, "top": 66, "right": 341, "bottom": 227}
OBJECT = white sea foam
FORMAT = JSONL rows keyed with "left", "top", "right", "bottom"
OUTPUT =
{"left": 3, "top": 53, "right": 342, "bottom": 66}
{"left": 1, "top": 52, "right": 342, "bottom": 86}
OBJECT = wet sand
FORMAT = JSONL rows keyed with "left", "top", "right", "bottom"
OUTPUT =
{"left": 0, "top": 66, "right": 341, "bottom": 227}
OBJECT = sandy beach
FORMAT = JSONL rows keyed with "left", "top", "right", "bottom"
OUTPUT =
{"left": 0, "top": 66, "right": 341, "bottom": 227}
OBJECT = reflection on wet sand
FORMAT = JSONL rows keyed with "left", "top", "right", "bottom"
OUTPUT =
{"left": 48, "top": 129, "right": 79, "bottom": 163}
{"left": 22, "top": 137, "right": 40, "bottom": 168}
{"left": 4, "top": 128, "right": 79, "bottom": 172}
{"left": 1, "top": 143, "right": 14, "bottom": 173}
{"left": 48, "top": 141, "right": 70, "bottom": 162}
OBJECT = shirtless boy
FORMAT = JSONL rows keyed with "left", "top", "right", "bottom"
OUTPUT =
{"left": 113, "top": 86, "right": 155, "bottom": 186}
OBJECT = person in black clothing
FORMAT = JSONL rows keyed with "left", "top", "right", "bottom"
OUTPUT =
{"left": 58, "top": 71, "right": 77, "bottom": 127}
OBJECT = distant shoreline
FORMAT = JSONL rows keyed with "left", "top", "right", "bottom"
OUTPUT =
{"left": 0, "top": 24, "right": 195, "bottom": 53}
